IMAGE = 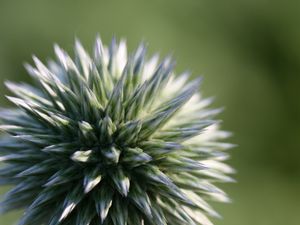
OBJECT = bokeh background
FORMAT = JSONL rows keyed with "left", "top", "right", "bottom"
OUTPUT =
{"left": 0, "top": 0, "right": 300, "bottom": 224}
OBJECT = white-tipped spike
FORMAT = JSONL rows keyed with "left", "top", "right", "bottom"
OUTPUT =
{"left": 100, "top": 200, "right": 112, "bottom": 223}
{"left": 32, "top": 55, "right": 54, "bottom": 81}
{"left": 0, "top": 155, "right": 10, "bottom": 162}
{"left": 6, "top": 96, "right": 32, "bottom": 110}
{"left": 84, "top": 175, "right": 102, "bottom": 193}
{"left": 94, "top": 35, "right": 103, "bottom": 59}
{"left": 161, "top": 72, "right": 189, "bottom": 101}
{"left": 201, "top": 160, "right": 236, "bottom": 174}
{"left": 59, "top": 202, "right": 76, "bottom": 222}
{"left": 116, "top": 39, "right": 127, "bottom": 76}
{"left": 94, "top": 35, "right": 109, "bottom": 66}
{"left": 24, "top": 63, "right": 39, "bottom": 77}
{"left": 71, "top": 150, "right": 92, "bottom": 162}
{"left": 142, "top": 54, "right": 159, "bottom": 81}
{"left": 54, "top": 44, "right": 68, "bottom": 69}
{"left": 209, "top": 192, "right": 232, "bottom": 203}
{"left": 75, "top": 38, "right": 91, "bottom": 79}
{"left": 0, "top": 124, "right": 21, "bottom": 131}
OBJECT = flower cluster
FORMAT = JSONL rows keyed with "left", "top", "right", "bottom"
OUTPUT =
{"left": 0, "top": 37, "right": 234, "bottom": 225}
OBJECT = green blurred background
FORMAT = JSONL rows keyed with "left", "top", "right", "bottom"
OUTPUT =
{"left": 0, "top": 0, "right": 300, "bottom": 224}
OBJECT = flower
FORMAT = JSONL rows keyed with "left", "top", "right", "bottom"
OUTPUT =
{"left": 0, "top": 36, "right": 234, "bottom": 225}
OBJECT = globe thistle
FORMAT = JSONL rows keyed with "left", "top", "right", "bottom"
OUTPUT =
{"left": 0, "top": 36, "right": 234, "bottom": 225}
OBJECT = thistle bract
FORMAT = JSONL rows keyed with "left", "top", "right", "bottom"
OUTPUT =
{"left": 0, "top": 37, "right": 234, "bottom": 225}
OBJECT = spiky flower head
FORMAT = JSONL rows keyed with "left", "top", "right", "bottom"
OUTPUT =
{"left": 0, "top": 36, "right": 234, "bottom": 225}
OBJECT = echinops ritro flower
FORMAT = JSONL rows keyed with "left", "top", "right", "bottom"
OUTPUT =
{"left": 0, "top": 36, "right": 234, "bottom": 225}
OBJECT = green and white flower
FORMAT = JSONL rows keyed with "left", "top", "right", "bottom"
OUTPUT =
{"left": 0, "top": 36, "right": 234, "bottom": 225}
